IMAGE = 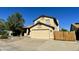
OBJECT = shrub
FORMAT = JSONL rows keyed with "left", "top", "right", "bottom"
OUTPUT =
{"left": 0, "top": 34, "right": 8, "bottom": 39}
{"left": 61, "top": 28, "right": 68, "bottom": 32}
{"left": 0, "top": 30, "right": 9, "bottom": 39}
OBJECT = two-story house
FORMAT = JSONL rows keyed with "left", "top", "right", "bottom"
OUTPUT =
{"left": 28, "top": 15, "right": 59, "bottom": 39}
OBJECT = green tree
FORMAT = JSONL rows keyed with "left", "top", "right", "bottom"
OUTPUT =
{"left": 7, "top": 12, "right": 25, "bottom": 36}
{"left": 61, "top": 28, "right": 68, "bottom": 32}
{"left": 0, "top": 19, "right": 9, "bottom": 39}
{"left": 0, "top": 19, "right": 7, "bottom": 30}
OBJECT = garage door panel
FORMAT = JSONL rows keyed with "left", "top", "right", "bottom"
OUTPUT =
{"left": 31, "top": 29, "right": 50, "bottom": 39}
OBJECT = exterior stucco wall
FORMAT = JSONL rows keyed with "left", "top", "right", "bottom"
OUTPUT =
{"left": 30, "top": 25, "right": 53, "bottom": 30}
{"left": 49, "top": 30, "right": 54, "bottom": 39}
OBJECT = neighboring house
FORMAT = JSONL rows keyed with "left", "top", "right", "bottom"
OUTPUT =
{"left": 27, "top": 15, "right": 59, "bottom": 39}
{"left": 70, "top": 23, "right": 79, "bottom": 40}
{"left": 70, "top": 23, "right": 79, "bottom": 31}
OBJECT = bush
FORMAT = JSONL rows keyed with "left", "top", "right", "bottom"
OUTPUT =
{"left": 0, "top": 30, "right": 9, "bottom": 39}
{"left": 61, "top": 28, "right": 68, "bottom": 32}
{"left": 0, "top": 34, "right": 8, "bottom": 39}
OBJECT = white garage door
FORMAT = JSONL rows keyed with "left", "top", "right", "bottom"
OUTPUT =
{"left": 30, "top": 29, "right": 50, "bottom": 39}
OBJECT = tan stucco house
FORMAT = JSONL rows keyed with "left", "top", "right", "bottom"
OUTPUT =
{"left": 26, "top": 15, "right": 59, "bottom": 39}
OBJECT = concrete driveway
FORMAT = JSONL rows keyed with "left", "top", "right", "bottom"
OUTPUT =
{"left": 0, "top": 36, "right": 79, "bottom": 51}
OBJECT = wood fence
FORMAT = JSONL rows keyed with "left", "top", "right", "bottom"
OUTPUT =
{"left": 54, "top": 31, "right": 76, "bottom": 41}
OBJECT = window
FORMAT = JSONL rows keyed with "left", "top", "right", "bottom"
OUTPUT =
{"left": 46, "top": 19, "right": 50, "bottom": 25}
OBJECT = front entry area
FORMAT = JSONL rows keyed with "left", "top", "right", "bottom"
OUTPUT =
{"left": 75, "top": 29, "right": 79, "bottom": 40}
{"left": 30, "top": 29, "right": 50, "bottom": 39}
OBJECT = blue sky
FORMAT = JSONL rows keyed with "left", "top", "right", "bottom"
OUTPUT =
{"left": 0, "top": 7, "right": 79, "bottom": 30}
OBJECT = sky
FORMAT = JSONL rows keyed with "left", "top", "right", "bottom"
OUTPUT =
{"left": 0, "top": 7, "right": 79, "bottom": 30}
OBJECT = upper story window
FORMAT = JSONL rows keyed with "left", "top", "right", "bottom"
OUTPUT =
{"left": 46, "top": 19, "right": 50, "bottom": 25}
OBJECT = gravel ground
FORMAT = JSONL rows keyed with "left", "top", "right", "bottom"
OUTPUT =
{"left": 0, "top": 37, "right": 79, "bottom": 51}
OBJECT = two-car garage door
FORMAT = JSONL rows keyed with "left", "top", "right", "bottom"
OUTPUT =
{"left": 30, "top": 29, "right": 50, "bottom": 39}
